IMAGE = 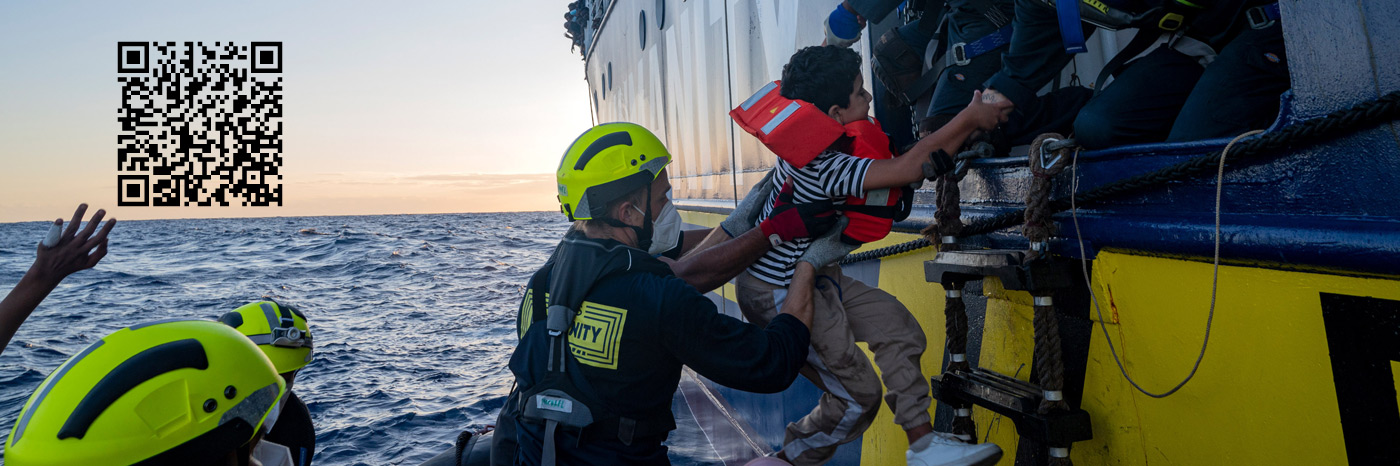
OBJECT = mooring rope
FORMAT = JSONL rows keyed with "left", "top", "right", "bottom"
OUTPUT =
{"left": 840, "top": 90, "right": 1400, "bottom": 265}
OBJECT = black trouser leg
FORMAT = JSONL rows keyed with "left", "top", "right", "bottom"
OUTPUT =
{"left": 1072, "top": 46, "right": 1205, "bottom": 149}
{"left": 1167, "top": 24, "right": 1290, "bottom": 141}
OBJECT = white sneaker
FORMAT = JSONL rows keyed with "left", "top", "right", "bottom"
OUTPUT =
{"left": 906, "top": 431, "right": 1003, "bottom": 466}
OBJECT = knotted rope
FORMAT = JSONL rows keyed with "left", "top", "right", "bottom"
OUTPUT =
{"left": 923, "top": 161, "right": 978, "bottom": 442}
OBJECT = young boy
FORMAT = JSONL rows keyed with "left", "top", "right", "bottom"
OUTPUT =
{"left": 732, "top": 45, "right": 1010, "bottom": 466}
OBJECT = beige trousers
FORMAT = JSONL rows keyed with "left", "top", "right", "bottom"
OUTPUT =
{"left": 735, "top": 266, "right": 931, "bottom": 466}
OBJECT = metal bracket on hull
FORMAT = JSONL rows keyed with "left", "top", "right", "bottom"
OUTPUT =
{"left": 930, "top": 369, "right": 1093, "bottom": 449}
{"left": 923, "top": 249, "right": 1074, "bottom": 292}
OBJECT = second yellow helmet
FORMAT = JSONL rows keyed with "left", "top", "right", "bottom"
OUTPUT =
{"left": 219, "top": 300, "right": 313, "bottom": 374}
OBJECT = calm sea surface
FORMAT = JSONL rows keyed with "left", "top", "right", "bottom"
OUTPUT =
{"left": 0, "top": 212, "right": 719, "bottom": 465}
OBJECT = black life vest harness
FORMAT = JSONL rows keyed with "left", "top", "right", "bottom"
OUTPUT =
{"left": 513, "top": 231, "right": 675, "bottom": 466}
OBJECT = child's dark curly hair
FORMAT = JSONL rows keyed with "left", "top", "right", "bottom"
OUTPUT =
{"left": 780, "top": 45, "right": 862, "bottom": 113}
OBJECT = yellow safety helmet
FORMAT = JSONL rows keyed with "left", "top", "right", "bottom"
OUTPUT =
{"left": 557, "top": 122, "right": 672, "bottom": 221}
{"left": 5, "top": 319, "right": 285, "bottom": 465}
{"left": 219, "top": 300, "right": 313, "bottom": 374}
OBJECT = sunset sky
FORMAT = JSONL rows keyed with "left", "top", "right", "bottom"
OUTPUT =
{"left": 0, "top": 0, "right": 592, "bottom": 222}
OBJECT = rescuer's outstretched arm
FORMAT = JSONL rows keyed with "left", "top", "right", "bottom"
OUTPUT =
{"left": 666, "top": 182, "right": 836, "bottom": 293}
{"left": 665, "top": 227, "right": 772, "bottom": 293}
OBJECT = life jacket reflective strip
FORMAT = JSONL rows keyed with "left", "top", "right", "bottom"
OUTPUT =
{"left": 729, "top": 80, "right": 846, "bottom": 168}
{"left": 730, "top": 82, "right": 912, "bottom": 245}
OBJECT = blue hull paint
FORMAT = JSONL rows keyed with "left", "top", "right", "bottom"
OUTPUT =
{"left": 893, "top": 91, "right": 1400, "bottom": 276}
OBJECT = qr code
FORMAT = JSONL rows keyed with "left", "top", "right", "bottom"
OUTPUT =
{"left": 117, "top": 41, "right": 282, "bottom": 206}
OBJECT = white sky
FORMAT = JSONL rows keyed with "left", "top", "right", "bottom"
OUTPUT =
{"left": 0, "top": 0, "right": 593, "bottom": 222}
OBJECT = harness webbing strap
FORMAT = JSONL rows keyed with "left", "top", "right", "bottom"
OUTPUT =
{"left": 1057, "top": 0, "right": 1089, "bottom": 53}
{"left": 1092, "top": 28, "right": 1161, "bottom": 96}
{"left": 542, "top": 420, "right": 559, "bottom": 466}
{"left": 949, "top": 25, "right": 1013, "bottom": 67}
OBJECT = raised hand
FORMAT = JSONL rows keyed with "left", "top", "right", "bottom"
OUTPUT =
{"left": 2, "top": 204, "right": 117, "bottom": 354}
{"left": 31, "top": 204, "right": 116, "bottom": 286}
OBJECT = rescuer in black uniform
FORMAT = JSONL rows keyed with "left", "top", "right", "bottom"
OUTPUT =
{"left": 499, "top": 122, "right": 833, "bottom": 465}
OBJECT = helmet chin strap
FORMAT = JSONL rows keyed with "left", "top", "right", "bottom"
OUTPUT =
{"left": 236, "top": 440, "right": 254, "bottom": 466}
{"left": 601, "top": 184, "right": 654, "bottom": 250}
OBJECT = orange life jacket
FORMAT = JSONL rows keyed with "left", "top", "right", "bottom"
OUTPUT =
{"left": 730, "top": 80, "right": 913, "bottom": 245}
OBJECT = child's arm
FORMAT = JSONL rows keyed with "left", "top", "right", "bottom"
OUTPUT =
{"left": 862, "top": 90, "right": 1011, "bottom": 190}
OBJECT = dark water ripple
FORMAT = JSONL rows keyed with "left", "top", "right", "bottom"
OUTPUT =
{"left": 0, "top": 212, "right": 590, "bottom": 465}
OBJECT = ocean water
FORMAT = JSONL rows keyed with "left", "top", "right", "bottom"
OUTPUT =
{"left": 0, "top": 212, "right": 719, "bottom": 465}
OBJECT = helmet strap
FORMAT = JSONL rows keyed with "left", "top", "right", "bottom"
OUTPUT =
{"left": 236, "top": 440, "right": 254, "bottom": 466}
{"left": 600, "top": 183, "right": 654, "bottom": 250}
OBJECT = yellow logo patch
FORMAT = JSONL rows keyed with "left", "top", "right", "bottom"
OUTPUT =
{"left": 569, "top": 301, "right": 628, "bottom": 370}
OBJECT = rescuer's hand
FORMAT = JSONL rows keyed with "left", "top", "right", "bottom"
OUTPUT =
{"left": 759, "top": 180, "right": 837, "bottom": 244}
{"left": 797, "top": 216, "right": 858, "bottom": 268}
{"left": 721, "top": 169, "right": 777, "bottom": 238}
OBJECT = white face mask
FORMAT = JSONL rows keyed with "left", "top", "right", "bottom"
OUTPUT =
{"left": 250, "top": 440, "right": 294, "bottom": 466}
{"left": 633, "top": 187, "right": 681, "bottom": 255}
{"left": 648, "top": 200, "right": 682, "bottom": 256}
{"left": 260, "top": 389, "right": 290, "bottom": 434}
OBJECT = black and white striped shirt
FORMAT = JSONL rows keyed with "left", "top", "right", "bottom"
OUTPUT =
{"left": 748, "top": 150, "right": 873, "bottom": 286}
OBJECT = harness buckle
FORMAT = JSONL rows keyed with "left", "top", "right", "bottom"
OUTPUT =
{"left": 1157, "top": 12, "right": 1184, "bottom": 31}
{"left": 546, "top": 305, "right": 577, "bottom": 337}
{"left": 1246, "top": 5, "right": 1276, "bottom": 29}
{"left": 950, "top": 42, "right": 970, "bottom": 66}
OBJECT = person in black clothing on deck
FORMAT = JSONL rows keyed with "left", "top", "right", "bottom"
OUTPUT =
{"left": 828, "top": 0, "right": 1092, "bottom": 148}
{"left": 500, "top": 123, "right": 831, "bottom": 466}
{"left": 976, "top": 0, "right": 1289, "bottom": 148}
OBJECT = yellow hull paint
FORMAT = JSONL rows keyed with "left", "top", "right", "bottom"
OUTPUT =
{"left": 681, "top": 210, "right": 1400, "bottom": 464}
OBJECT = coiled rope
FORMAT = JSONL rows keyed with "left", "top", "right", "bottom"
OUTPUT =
{"left": 840, "top": 90, "right": 1400, "bottom": 265}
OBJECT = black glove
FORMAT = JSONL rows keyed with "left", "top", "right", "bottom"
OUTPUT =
{"left": 922, "top": 149, "right": 955, "bottom": 180}
{"left": 758, "top": 179, "right": 837, "bottom": 245}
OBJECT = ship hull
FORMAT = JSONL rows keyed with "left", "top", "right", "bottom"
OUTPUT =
{"left": 579, "top": 0, "right": 1400, "bottom": 464}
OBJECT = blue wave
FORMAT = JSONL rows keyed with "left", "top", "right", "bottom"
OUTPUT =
{"left": 0, "top": 212, "right": 573, "bottom": 464}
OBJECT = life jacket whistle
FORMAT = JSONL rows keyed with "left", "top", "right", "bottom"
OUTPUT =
{"left": 729, "top": 80, "right": 846, "bottom": 168}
